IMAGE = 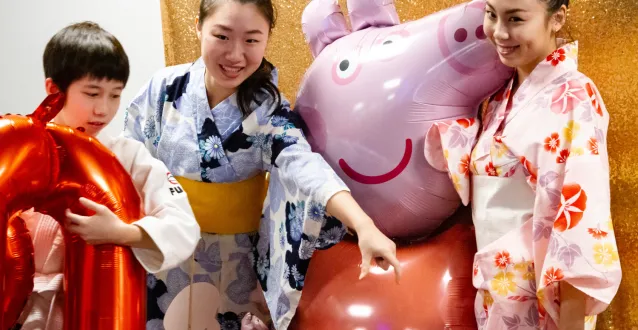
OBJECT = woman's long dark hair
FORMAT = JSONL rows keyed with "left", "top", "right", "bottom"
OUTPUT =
{"left": 199, "top": 0, "right": 281, "bottom": 117}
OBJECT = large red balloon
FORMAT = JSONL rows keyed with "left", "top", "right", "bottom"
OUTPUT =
{"left": 1, "top": 94, "right": 146, "bottom": 330}
{"left": 0, "top": 96, "right": 60, "bottom": 329}
{"left": 291, "top": 207, "right": 478, "bottom": 329}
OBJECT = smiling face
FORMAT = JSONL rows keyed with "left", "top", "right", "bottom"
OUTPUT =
{"left": 196, "top": 1, "right": 270, "bottom": 97}
{"left": 297, "top": 1, "right": 512, "bottom": 238}
{"left": 483, "top": 0, "right": 565, "bottom": 75}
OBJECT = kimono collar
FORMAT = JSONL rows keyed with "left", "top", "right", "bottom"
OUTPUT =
{"left": 500, "top": 40, "right": 580, "bottom": 125}
{"left": 526, "top": 39, "right": 579, "bottom": 82}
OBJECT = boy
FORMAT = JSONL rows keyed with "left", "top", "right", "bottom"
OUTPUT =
{"left": 15, "top": 21, "right": 200, "bottom": 329}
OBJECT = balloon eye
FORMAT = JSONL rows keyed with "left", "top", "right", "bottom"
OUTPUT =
{"left": 339, "top": 59, "right": 350, "bottom": 71}
{"left": 373, "top": 31, "right": 410, "bottom": 62}
{"left": 332, "top": 54, "right": 361, "bottom": 85}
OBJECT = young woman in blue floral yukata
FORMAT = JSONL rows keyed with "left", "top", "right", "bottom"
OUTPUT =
{"left": 122, "top": 0, "right": 401, "bottom": 329}
{"left": 425, "top": 0, "right": 621, "bottom": 329}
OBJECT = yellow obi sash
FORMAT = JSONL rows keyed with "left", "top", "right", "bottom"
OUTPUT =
{"left": 175, "top": 173, "right": 268, "bottom": 235}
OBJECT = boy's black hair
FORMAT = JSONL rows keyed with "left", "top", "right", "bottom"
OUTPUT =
{"left": 43, "top": 21, "right": 129, "bottom": 92}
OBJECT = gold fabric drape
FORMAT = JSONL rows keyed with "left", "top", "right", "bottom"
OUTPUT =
{"left": 159, "top": 0, "right": 638, "bottom": 327}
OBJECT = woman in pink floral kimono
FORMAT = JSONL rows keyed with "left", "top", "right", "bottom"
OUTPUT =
{"left": 424, "top": 0, "right": 621, "bottom": 329}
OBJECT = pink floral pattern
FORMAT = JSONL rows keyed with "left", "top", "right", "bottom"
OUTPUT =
{"left": 544, "top": 133, "right": 561, "bottom": 153}
{"left": 425, "top": 42, "right": 620, "bottom": 329}
{"left": 550, "top": 80, "right": 588, "bottom": 114}
{"left": 586, "top": 83, "right": 604, "bottom": 117}
{"left": 547, "top": 48, "right": 566, "bottom": 66}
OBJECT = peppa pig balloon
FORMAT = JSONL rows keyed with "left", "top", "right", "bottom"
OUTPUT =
{"left": 296, "top": 0, "right": 513, "bottom": 239}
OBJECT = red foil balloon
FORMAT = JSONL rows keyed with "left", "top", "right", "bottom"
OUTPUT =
{"left": 38, "top": 123, "right": 147, "bottom": 330}
{"left": 0, "top": 94, "right": 146, "bottom": 330}
{"left": 291, "top": 208, "right": 478, "bottom": 329}
{"left": 3, "top": 215, "right": 35, "bottom": 330}
{"left": 0, "top": 96, "right": 60, "bottom": 329}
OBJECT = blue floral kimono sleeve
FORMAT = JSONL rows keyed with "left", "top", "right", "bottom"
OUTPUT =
{"left": 245, "top": 99, "right": 349, "bottom": 329}
{"left": 121, "top": 72, "right": 169, "bottom": 155}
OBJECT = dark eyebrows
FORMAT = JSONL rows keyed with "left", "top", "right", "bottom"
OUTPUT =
{"left": 83, "top": 84, "right": 123, "bottom": 91}
{"left": 214, "top": 24, "right": 232, "bottom": 31}
{"left": 485, "top": 2, "right": 526, "bottom": 14}
{"left": 505, "top": 8, "right": 525, "bottom": 14}
{"left": 214, "top": 24, "right": 264, "bottom": 35}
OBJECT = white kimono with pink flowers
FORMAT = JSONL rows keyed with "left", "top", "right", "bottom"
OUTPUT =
{"left": 425, "top": 41, "right": 621, "bottom": 329}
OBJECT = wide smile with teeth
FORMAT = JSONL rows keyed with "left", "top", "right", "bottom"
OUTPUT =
{"left": 497, "top": 45, "right": 519, "bottom": 55}
{"left": 221, "top": 65, "right": 243, "bottom": 74}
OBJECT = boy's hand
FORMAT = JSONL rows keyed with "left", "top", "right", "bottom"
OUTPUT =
{"left": 240, "top": 313, "right": 269, "bottom": 330}
{"left": 65, "top": 197, "right": 131, "bottom": 245}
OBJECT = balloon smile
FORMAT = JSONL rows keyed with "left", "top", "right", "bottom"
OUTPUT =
{"left": 339, "top": 139, "right": 412, "bottom": 185}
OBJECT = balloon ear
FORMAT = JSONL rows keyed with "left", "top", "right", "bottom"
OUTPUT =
{"left": 302, "top": 0, "right": 351, "bottom": 58}
{"left": 346, "top": 0, "right": 400, "bottom": 31}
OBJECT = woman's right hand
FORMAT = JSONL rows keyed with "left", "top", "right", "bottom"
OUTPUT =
{"left": 325, "top": 191, "right": 402, "bottom": 283}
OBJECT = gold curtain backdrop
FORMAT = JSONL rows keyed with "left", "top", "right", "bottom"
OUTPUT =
{"left": 159, "top": 0, "right": 638, "bottom": 327}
